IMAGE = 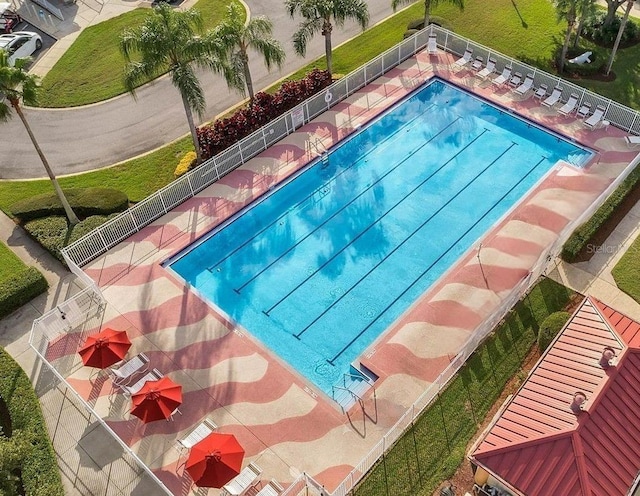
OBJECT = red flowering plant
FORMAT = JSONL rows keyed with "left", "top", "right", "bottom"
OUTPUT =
{"left": 197, "top": 69, "right": 331, "bottom": 160}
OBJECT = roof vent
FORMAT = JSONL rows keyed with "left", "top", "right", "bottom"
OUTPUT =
{"left": 571, "top": 392, "right": 587, "bottom": 414}
{"left": 599, "top": 347, "right": 616, "bottom": 368}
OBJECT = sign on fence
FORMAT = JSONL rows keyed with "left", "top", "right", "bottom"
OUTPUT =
{"left": 291, "top": 105, "right": 305, "bottom": 130}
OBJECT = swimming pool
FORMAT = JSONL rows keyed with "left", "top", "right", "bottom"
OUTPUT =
{"left": 168, "top": 78, "right": 593, "bottom": 397}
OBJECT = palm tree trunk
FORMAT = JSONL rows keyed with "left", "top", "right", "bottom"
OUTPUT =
{"left": 242, "top": 53, "right": 255, "bottom": 102}
{"left": 181, "top": 93, "right": 203, "bottom": 164}
{"left": 423, "top": 0, "right": 431, "bottom": 28}
{"left": 606, "top": 0, "right": 633, "bottom": 75}
{"left": 13, "top": 104, "right": 79, "bottom": 225}
{"left": 573, "top": 16, "right": 586, "bottom": 48}
{"left": 559, "top": 19, "right": 575, "bottom": 73}
{"left": 323, "top": 19, "right": 333, "bottom": 76}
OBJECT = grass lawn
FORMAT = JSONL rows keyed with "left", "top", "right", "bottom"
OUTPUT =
{"left": 353, "top": 277, "right": 575, "bottom": 496}
{"left": 38, "top": 0, "right": 243, "bottom": 107}
{"left": 0, "top": 138, "right": 189, "bottom": 214}
{"left": 0, "top": 241, "right": 27, "bottom": 282}
{"left": 612, "top": 234, "right": 640, "bottom": 302}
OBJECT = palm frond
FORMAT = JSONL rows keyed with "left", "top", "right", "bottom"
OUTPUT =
{"left": 250, "top": 38, "right": 285, "bottom": 69}
{"left": 332, "top": 0, "right": 370, "bottom": 29}
{"left": 170, "top": 63, "right": 206, "bottom": 118}
{"left": 292, "top": 18, "right": 323, "bottom": 56}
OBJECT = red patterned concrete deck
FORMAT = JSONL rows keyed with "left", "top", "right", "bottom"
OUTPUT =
{"left": 48, "top": 49, "right": 637, "bottom": 495}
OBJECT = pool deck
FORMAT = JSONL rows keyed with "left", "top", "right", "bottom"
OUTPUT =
{"left": 44, "top": 49, "right": 637, "bottom": 495}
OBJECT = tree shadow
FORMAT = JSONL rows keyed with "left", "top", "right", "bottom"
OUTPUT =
{"left": 510, "top": 0, "right": 528, "bottom": 28}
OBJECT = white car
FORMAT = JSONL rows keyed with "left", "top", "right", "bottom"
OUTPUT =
{"left": 0, "top": 31, "right": 42, "bottom": 66}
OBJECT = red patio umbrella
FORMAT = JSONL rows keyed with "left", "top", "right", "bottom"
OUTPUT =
{"left": 78, "top": 328, "right": 131, "bottom": 369}
{"left": 186, "top": 433, "right": 245, "bottom": 488}
{"left": 131, "top": 377, "right": 182, "bottom": 423}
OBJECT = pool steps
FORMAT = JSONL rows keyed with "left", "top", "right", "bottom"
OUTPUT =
{"left": 333, "top": 364, "right": 378, "bottom": 412}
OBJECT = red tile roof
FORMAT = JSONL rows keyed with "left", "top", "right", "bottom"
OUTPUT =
{"left": 471, "top": 297, "right": 640, "bottom": 496}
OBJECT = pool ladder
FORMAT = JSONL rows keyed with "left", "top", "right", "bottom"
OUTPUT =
{"left": 310, "top": 138, "right": 329, "bottom": 167}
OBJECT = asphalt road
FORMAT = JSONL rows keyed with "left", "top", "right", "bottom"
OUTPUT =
{"left": 0, "top": 0, "right": 399, "bottom": 180}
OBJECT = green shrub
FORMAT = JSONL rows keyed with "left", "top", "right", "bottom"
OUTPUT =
{"left": 537, "top": 311, "right": 570, "bottom": 352}
{"left": 583, "top": 12, "right": 640, "bottom": 46}
{"left": 0, "top": 267, "right": 48, "bottom": 319}
{"left": 24, "top": 214, "right": 118, "bottom": 262}
{"left": 404, "top": 28, "right": 420, "bottom": 39}
{"left": 10, "top": 188, "right": 128, "bottom": 223}
{"left": 562, "top": 163, "right": 640, "bottom": 261}
{"left": 406, "top": 16, "right": 453, "bottom": 31}
{"left": 0, "top": 348, "right": 64, "bottom": 495}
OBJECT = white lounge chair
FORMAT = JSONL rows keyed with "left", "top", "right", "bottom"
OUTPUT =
{"left": 256, "top": 480, "right": 284, "bottom": 496}
{"left": 577, "top": 102, "right": 592, "bottom": 119}
{"left": 427, "top": 36, "right": 438, "bottom": 55}
{"left": 452, "top": 48, "right": 472, "bottom": 70}
{"left": 508, "top": 71, "right": 523, "bottom": 88}
{"left": 558, "top": 93, "right": 579, "bottom": 116}
{"left": 542, "top": 86, "right": 563, "bottom": 107}
{"left": 110, "top": 352, "right": 150, "bottom": 386}
{"left": 492, "top": 66, "right": 512, "bottom": 87}
{"left": 122, "top": 368, "right": 162, "bottom": 397}
{"left": 584, "top": 105, "right": 607, "bottom": 129}
{"left": 477, "top": 57, "right": 497, "bottom": 79}
{"left": 177, "top": 418, "right": 217, "bottom": 452}
{"left": 625, "top": 135, "right": 640, "bottom": 147}
{"left": 513, "top": 73, "right": 534, "bottom": 96}
{"left": 222, "top": 462, "right": 262, "bottom": 495}
{"left": 471, "top": 56, "right": 483, "bottom": 71}
{"left": 533, "top": 84, "right": 548, "bottom": 100}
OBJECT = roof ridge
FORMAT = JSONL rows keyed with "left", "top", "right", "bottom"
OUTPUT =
{"left": 473, "top": 428, "right": 573, "bottom": 459}
{"left": 571, "top": 429, "right": 593, "bottom": 496}
{"left": 591, "top": 297, "right": 640, "bottom": 349}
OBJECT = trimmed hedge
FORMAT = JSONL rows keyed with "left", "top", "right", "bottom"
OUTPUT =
{"left": 24, "top": 214, "right": 118, "bottom": 262}
{"left": 562, "top": 162, "right": 640, "bottom": 261}
{"left": 0, "top": 347, "right": 64, "bottom": 495}
{"left": 0, "top": 267, "right": 48, "bottom": 319}
{"left": 10, "top": 188, "right": 128, "bottom": 223}
{"left": 406, "top": 16, "right": 453, "bottom": 31}
{"left": 537, "top": 311, "right": 571, "bottom": 352}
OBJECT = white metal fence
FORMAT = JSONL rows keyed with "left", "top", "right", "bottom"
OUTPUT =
{"left": 61, "top": 25, "right": 640, "bottom": 279}
{"left": 28, "top": 287, "right": 174, "bottom": 496}
{"left": 45, "top": 24, "right": 640, "bottom": 496}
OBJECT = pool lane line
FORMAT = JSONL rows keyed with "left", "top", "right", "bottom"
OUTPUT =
{"left": 287, "top": 130, "right": 504, "bottom": 339}
{"left": 232, "top": 116, "right": 463, "bottom": 295}
{"left": 205, "top": 103, "right": 439, "bottom": 274}
{"left": 326, "top": 155, "right": 548, "bottom": 365}
{"left": 264, "top": 127, "right": 492, "bottom": 317}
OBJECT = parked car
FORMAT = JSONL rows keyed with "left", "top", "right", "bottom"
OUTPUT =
{"left": 0, "top": 2, "right": 22, "bottom": 33}
{"left": 0, "top": 31, "right": 42, "bottom": 65}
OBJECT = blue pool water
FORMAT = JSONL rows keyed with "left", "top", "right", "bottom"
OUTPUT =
{"left": 168, "top": 78, "right": 593, "bottom": 396}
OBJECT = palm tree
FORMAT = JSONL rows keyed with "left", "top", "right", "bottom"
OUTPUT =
{"left": 391, "top": 0, "right": 463, "bottom": 32}
{"left": 0, "top": 52, "right": 79, "bottom": 225}
{"left": 286, "top": 0, "right": 369, "bottom": 77}
{"left": 214, "top": 3, "right": 285, "bottom": 103}
{"left": 120, "top": 4, "right": 242, "bottom": 164}
{"left": 606, "top": 0, "right": 635, "bottom": 75}
{"left": 573, "top": 0, "right": 597, "bottom": 48}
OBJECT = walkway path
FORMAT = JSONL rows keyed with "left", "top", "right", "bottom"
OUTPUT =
{"left": 0, "top": 210, "right": 162, "bottom": 495}
{"left": 0, "top": 0, "right": 398, "bottom": 179}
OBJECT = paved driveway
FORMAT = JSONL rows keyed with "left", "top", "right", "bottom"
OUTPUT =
{"left": 0, "top": 0, "right": 400, "bottom": 180}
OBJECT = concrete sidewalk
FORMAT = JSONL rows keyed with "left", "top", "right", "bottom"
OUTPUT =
{"left": 0, "top": 210, "right": 162, "bottom": 495}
